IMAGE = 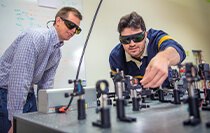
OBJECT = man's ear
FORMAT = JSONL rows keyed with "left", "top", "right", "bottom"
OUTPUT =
{"left": 55, "top": 17, "right": 62, "bottom": 26}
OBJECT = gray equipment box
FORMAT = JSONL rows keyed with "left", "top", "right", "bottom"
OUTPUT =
{"left": 38, "top": 86, "right": 97, "bottom": 113}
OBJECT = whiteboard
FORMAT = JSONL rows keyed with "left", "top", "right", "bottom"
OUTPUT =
{"left": 0, "top": 0, "right": 86, "bottom": 89}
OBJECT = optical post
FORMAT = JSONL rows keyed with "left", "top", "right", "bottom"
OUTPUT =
{"left": 170, "top": 69, "right": 181, "bottom": 104}
{"left": 158, "top": 85, "right": 171, "bottom": 103}
{"left": 183, "top": 63, "right": 201, "bottom": 126}
{"left": 92, "top": 80, "right": 111, "bottom": 128}
{"left": 199, "top": 63, "right": 210, "bottom": 110}
{"left": 123, "top": 75, "right": 150, "bottom": 111}
{"left": 64, "top": 79, "right": 86, "bottom": 120}
{"left": 113, "top": 68, "right": 136, "bottom": 122}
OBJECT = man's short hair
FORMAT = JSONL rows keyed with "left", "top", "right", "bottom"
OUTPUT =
{"left": 53, "top": 7, "right": 82, "bottom": 25}
{"left": 118, "top": 12, "right": 146, "bottom": 34}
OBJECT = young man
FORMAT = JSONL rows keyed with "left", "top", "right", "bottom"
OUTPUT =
{"left": 109, "top": 12, "right": 186, "bottom": 89}
{"left": 0, "top": 7, "right": 82, "bottom": 133}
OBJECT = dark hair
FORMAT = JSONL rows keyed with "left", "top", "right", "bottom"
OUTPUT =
{"left": 53, "top": 7, "right": 83, "bottom": 25}
{"left": 118, "top": 12, "right": 146, "bottom": 34}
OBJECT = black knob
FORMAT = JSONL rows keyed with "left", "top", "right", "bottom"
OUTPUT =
{"left": 68, "top": 79, "right": 73, "bottom": 84}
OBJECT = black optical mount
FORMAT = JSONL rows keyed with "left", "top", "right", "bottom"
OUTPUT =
{"left": 198, "top": 63, "right": 210, "bottom": 111}
{"left": 169, "top": 69, "right": 181, "bottom": 104}
{"left": 96, "top": 85, "right": 102, "bottom": 106}
{"left": 92, "top": 80, "right": 111, "bottom": 128}
{"left": 65, "top": 79, "right": 86, "bottom": 120}
{"left": 207, "top": 121, "right": 210, "bottom": 128}
{"left": 198, "top": 63, "right": 210, "bottom": 128}
{"left": 113, "top": 69, "right": 136, "bottom": 122}
{"left": 158, "top": 85, "right": 171, "bottom": 103}
{"left": 183, "top": 63, "right": 201, "bottom": 126}
{"left": 124, "top": 76, "right": 150, "bottom": 111}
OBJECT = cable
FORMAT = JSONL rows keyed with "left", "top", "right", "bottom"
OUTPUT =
{"left": 75, "top": 0, "right": 103, "bottom": 80}
{"left": 200, "top": 71, "right": 207, "bottom": 108}
{"left": 64, "top": 0, "right": 104, "bottom": 111}
{"left": 46, "top": 20, "right": 55, "bottom": 28}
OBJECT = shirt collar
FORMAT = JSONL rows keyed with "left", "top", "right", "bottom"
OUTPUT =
{"left": 49, "top": 26, "right": 64, "bottom": 48}
{"left": 125, "top": 38, "right": 149, "bottom": 62}
{"left": 54, "top": 42, "right": 64, "bottom": 48}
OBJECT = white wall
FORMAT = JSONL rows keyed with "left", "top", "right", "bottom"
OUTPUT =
{"left": 83, "top": 0, "right": 210, "bottom": 91}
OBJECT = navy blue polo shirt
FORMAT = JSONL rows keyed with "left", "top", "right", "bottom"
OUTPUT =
{"left": 109, "top": 28, "right": 186, "bottom": 87}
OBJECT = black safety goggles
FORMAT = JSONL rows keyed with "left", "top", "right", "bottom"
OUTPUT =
{"left": 119, "top": 31, "right": 145, "bottom": 44}
{"left": 60, "top": 17, "right": 82, "bottom": 34}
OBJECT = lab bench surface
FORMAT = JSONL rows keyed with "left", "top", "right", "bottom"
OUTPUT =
{"left": 14, "top": 100, "right": 210, "bottom": 133}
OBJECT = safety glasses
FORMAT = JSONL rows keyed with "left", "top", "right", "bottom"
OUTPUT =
{"left": 60, "top": 17, "right": 82, "bottom": 34}
{"left": 119, "top": 31, "right": 145, "bottom": 44}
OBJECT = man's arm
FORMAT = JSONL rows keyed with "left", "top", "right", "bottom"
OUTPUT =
{"left": 7, "top": 34, "right": 36, "bottom": 132}
{"left": 8, "top": 121, "right": 13, "bottom": 133}
{"left": 140, "top": 47, "right": 180, "bottom": 88}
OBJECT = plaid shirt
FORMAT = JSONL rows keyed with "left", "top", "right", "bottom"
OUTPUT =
{"left": 0, "top": 26, "right": 63, "bottom": 120}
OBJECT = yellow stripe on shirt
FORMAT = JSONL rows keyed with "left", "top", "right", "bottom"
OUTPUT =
{"left": 111, "top": 69, "right": 116, "bottom": 74}
{"left": 111, "top": 69, "right": 143, "bottom": 79}
{"left": 134, "top": 75, "right": 144, "bottom": 79}
{"left": 158, "top": 35, "right": 174, "bottom": 50}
